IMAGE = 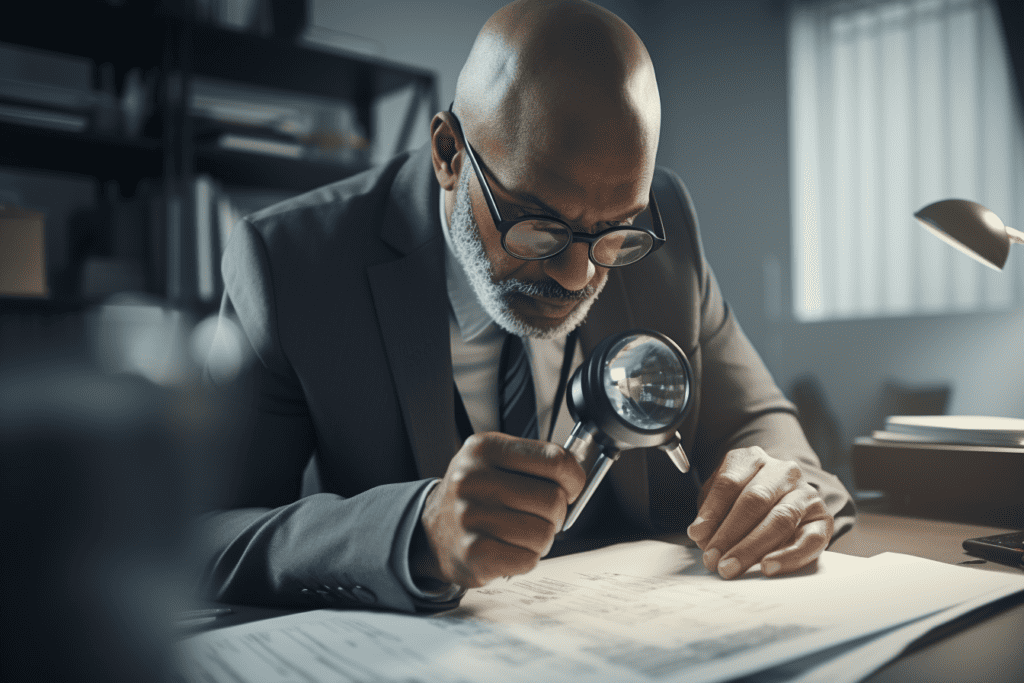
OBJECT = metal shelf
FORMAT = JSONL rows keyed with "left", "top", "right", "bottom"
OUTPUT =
{"left": 195, "top": 146, "right": 370, "bottom": 192}
{"left": 1, "top": 5, "right": 437, "bottom": 308}
{"left": 0, "top": 121, "right": 163, "bottom": 183}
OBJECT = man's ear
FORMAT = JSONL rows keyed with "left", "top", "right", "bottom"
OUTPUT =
{"left": 430, "top": 112, "right": 463, "bottom": 191}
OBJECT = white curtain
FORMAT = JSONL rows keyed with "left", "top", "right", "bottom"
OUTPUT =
{"left": 790, "top": 0, "right": 1023, "bottom": 321}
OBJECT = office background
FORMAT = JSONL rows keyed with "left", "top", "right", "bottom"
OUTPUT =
{"left": 2, "top": 0, "right": 1022, "bottom": 477}
{"left": 308, "top": 0, "right": 1024, "bottom": 457}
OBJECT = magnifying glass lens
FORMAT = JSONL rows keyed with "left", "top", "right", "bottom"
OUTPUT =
{"left": 603, "top": 335, "right": 688, "bottom": 430}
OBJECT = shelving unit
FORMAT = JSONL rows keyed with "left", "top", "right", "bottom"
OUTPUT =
{"left": 0, "top": 2, "right": 438, "bottom": 311}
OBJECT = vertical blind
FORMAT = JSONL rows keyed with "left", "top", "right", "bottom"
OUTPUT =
{"left": 789, "top": 0, "right": 1023, "bottom": 322}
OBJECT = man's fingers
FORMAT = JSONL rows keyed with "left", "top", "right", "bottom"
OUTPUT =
{"left": 759, "top": 518, "right": 832, "bottom": 577}
{"left": 460, "top": 503, "right": 560, "bottom": 555}
{"left": 455, "top": 533, "right": 540, "bottom": 587}
{"left": 421, "top": 433, "right": 586, "bottom": 587}
{"left": 700, "top": 458, "right": 804, "bottom": 567}
{"left": 711, "top": 486, "right": 823, "bottom": 579}
{"left": 454, "top": 467, "right": 567, "bottom": 526}
{"left": 687, "top": 447, "right": 767, "bottom": 547}
{"left": 474, "top": 433, "right": 587, "bottom": 503}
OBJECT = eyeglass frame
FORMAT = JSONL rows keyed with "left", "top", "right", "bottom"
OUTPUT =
{"left": 446, "top": 105, "right": 666, "bottom": 268}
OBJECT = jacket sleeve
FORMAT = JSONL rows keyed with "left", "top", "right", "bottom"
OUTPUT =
{"left": 194, "top": 219, "right": 459, "bottom": 612}
{"left": 667, "top": 172, "right": 856, "bottom": 540}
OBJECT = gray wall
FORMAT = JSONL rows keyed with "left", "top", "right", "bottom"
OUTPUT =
{"left": 310, "top": 0, "right": 643, "bottom": 162}
{"left": 314, "top": 0, "right": 1024, "bottom": 452}
{"left": 642, "top": 0, "right": 1024, "bottom": 451}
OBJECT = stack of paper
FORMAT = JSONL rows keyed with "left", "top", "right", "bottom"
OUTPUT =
{"left": 176, "top": 540, "right": 1024, "bottom": 683}
{"left": 873, "top": 415, "right": 1024, "bottom": 447}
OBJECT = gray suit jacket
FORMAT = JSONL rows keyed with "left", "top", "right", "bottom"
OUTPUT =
{"left": 200, "top": 144, "right": 855, "bottom": 613}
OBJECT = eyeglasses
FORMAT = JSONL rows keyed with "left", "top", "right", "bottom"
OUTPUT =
{"left": 447, "top": 107, "right": 665, "bottom": 268}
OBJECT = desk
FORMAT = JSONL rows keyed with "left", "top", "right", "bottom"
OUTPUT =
{"left": 198, "top": 513, "right": 1023, "bottom": 682}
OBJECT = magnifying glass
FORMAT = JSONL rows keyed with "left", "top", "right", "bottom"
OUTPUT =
{"left": 561, "top": 329, "right": 694, "bottom": 531}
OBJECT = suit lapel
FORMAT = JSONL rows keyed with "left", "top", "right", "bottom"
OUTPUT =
{"left": 367, "top": 146, "right": 461, "bottom": 479}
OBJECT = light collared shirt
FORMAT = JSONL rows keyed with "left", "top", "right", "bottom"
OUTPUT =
{"left": 439, "top": 188, "right": 583, "bottom": 444}
{"left": 392, "top": 187, "right": 583, "bottom": 601}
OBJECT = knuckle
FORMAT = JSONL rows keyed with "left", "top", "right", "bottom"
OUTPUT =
{"left": 784, "top": 462, "right": 803, "bottom": 484}
{"left": 719, "top": 472, "right": 746, "bottom": 487}
{"left": 449, "top": 469, "right": 477, "bottom": 497}
{"left": 808, "top": 526, "right": 828, "bottom": 544}
{"left": 713, "top": 475, "right": 745, "bottom": 501}
{"left": 540, "top": 485, "right": 564, "bottom": 515}
{"left": 720, "top": 449, "right": 742, "bottom": 467}
{"left": 802, "top": 529, "right": 829, "bottom": 552}
{"left": 542, "top": 443, "right": 566, "bottom": 460}
{"left": 456, "top": 500, "right": 481, "bottom": 528}
{"left": 742, "top": 484, "right": 776, "bottom": 506}
{"left": 750, "top": 446, "right": 769, "bottom": 460}
{"left": 449, "top": 467, "right": 468, "bottom": 488}
{"left": 805, "top": 497, "right": 828, "bottom": 516}
{"left": 461, "top": 531, "right": 484, "bottom": 556}
{"left": 799, "top": 483, "right": 821, "bottom": 501}
{"left": 462, "top": 433, "right": 485, "bottom": 453}
{"left": 770, "top": 502, "right": 803, "bottom": 528}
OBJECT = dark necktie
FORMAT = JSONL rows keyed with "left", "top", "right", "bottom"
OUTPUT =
{"left": 498, "top": 333, "right": 539, "bottom": 440}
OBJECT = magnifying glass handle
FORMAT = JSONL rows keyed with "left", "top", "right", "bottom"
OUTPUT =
{"left": 659, "top": 431, "right": 690, "bottom": 474}
{"left": 562, "top": 451, "right": 617, "bottom": 532}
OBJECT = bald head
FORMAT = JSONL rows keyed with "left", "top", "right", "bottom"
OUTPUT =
{"left": 430, "top": 1, "right": 661, "bottom": 337}
{"left": 453, "top": 0, "right": 660, "bottom": 192}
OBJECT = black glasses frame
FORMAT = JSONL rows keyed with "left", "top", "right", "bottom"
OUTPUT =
{"left": 447, "top": 106, "right": 666, "bottom": 267}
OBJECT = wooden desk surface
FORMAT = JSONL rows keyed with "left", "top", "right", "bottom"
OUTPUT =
{"left": 831, "top": 512, "right": 1022, "bottom": 574}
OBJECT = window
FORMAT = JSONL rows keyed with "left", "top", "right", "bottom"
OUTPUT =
{"left": 789, "top": 0, "right": 1023, "bottom": 321}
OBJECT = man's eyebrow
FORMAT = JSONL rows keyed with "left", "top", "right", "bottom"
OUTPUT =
{"left": 510, "top": 190, "right": 646, "bottom": 227}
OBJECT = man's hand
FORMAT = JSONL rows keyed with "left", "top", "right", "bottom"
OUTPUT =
{"left": 412, "top": 433, "right": 586, "bottom": 588}
{"left": 686, "top": 447, "right": 834, "bottom": 580}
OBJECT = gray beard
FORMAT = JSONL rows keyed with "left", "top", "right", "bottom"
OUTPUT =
{"left": 447, "top": 166, "right": 606, "bottom": 340}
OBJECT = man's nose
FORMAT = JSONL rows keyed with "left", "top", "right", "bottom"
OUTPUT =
{"left": 542, "top": 242, "right": 595, "bottom": 293}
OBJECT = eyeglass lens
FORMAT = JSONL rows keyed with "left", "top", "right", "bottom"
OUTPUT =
{"left": 504, "top": 221, "right": 655, "bottom": 267}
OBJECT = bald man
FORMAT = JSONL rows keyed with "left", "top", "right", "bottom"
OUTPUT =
{"left": 200, "top": 0, "right": 855, "bottom": 613}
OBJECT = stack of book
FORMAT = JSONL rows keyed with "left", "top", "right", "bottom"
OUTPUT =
{"left": 0, "top": 44, "right": 155, "bottom": 138}
{"left": 872, "top": 415, "right": 1024, "bottom": 447}
{"left": 191, "top": 77, "right": 369, "bottom": 165}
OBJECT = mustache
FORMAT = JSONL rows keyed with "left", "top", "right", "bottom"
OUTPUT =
{"left": 494, "top": 278, "right": 597, "bottom": 301}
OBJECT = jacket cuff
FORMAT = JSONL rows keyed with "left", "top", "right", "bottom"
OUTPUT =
{"left": 391, "top": 478, "right": 465, "bottom": 604}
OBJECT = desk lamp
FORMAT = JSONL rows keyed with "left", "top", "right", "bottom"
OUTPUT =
{"left": 913, "top": 199, "right": 1023, "bottom": 270}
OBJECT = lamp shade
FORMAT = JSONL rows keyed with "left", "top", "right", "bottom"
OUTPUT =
{"left": 913, "top": 199, "right": 1011, "bottom": 270}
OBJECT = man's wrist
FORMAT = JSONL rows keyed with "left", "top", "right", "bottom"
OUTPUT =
{"left": 393, "top": 479, "right": 463, "bottom": 602}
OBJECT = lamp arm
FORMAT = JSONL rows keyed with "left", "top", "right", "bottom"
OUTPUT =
{"left": 1008, "top": 226, "right": 1024, "bottom": 245}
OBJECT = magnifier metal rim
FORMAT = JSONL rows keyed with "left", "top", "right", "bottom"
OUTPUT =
{"left": 582, "top": 329, "right": 693, "bottom": 443}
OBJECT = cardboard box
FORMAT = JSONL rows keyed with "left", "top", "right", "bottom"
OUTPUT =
{"left": 0, "top": 204, "right": 47, "bottom": 297}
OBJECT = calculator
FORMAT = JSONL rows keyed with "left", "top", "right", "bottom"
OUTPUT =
{"left": 962, "top": 530, "right": 1024, "bottom": 567}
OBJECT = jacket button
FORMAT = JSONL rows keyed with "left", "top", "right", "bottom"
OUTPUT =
{"left": 351, "top": 585, "right": 377, "bottom": 605}
{"left": 333, "top": 586, "right": 356, "bottom": 601}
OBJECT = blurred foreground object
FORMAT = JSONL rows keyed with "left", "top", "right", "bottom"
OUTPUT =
{"left": 914, "top": 199, "right": 1023, "bottom": 271}
{"left": 1, "top": 295, "right": 251, "bottom": 682}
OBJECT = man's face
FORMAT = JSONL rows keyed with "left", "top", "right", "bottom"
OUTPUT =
{"left": 446, "top": 133, "right": 652, "bottom": 339}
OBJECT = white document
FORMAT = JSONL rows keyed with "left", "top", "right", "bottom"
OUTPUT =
{"left": 176, "top": 542, "right": 1024, "bottom": 683}
{"left": 746, "top": 580, "right": 1024, "bottom": 683}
